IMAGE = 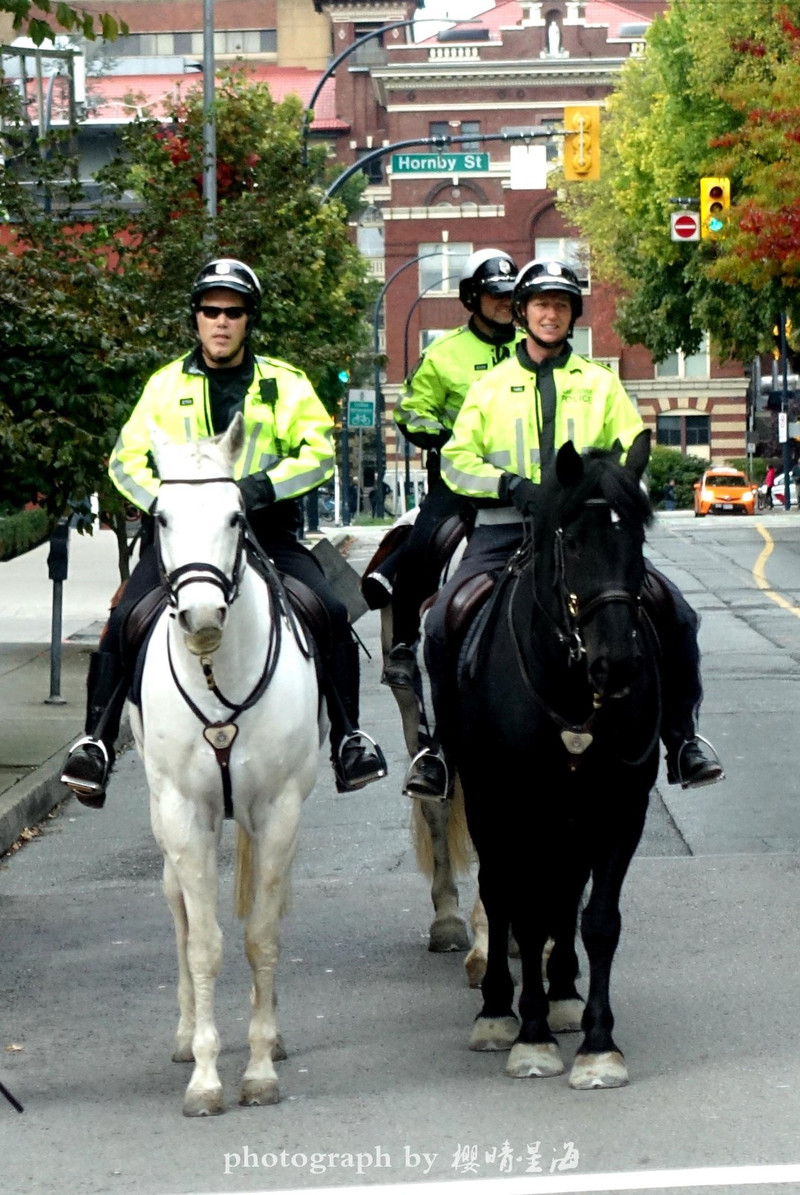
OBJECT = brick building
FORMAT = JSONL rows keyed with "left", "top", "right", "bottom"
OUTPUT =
{"left": 2, "top": 0, "right": 750, "bottom": 483}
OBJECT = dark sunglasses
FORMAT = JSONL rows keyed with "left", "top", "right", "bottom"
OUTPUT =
{"left": 198, "top": 305, "right": 248, "bottom": 321}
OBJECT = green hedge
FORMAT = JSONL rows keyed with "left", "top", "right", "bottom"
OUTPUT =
{"left": 0, "top": 508, "right": 51, "bottom": 561}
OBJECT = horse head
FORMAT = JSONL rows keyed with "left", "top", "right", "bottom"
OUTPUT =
{"left": 538, "top": 429, "right": 653, "bottom": 700}
{"left": 151, "top": 413, "right": 247, "bottom": 656}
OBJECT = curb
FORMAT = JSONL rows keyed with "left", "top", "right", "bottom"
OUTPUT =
{"left": 0, "top": 718, "right": 133, "bottom": 857}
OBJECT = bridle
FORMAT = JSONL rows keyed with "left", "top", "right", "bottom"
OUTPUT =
{"left": 155, "top": 477, "right": 246, "bottom": 610}
{"left": 507, "top": 495, "right": 658, "bottom": 767}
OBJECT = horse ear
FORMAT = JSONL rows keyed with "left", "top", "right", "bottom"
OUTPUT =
{"left": 220, "top": 411, "right": 246, "bottom": 467}
{"left": 625, "top": 429, "right": 651, "bottom": 481}
{"left": 148, "top": 418, "right": 173, "bottom": 473}
{"left": 555, "top": 439, "right": 584, "bottom": 487}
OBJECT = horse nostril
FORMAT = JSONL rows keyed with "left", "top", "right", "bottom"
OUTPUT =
{"left": 178, "top": 610, "right": 191, "bottom": 633}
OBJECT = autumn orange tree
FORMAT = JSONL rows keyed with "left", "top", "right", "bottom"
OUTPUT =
{"left": 559, "top": 0, "right": 800, "bottom": 364}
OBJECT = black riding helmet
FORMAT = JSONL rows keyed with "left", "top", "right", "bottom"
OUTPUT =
{"left": 512, "top": 258, "right": 583, "bottom": 331}
{"left": 458, "top": 248, "right": 518, "bottom": 314}
{"left": 190, "top": 258, "right": 263, "bottom": 328}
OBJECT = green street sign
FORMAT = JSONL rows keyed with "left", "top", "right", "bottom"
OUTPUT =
{"left": 391, "top": 152, "right": 490, "bottom": 175}
{"left": 347, "top": 389, "right": 376, "bottom": 429}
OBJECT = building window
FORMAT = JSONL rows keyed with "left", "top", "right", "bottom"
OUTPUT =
{"left": 352, "top": 25, "right": 387, "bottom": 66}
{"left": 461, "top": 121, "right": 481, "bottom": 152}
{"left": 111, "top": 29, "right": 275, "bottom": 56}
{"left": 534, "top": 237, "right": 589, "bottom": 287}
{"left": 421, "top": 329, "right": 448, "bottom": 351}
{"left": 571, "top": 326, "right": 591, "bottom": 357}
{"left": 540, "top": 116, "right": 561, "bottom": 161}
{"left": 429, "top": 121, "right": 479, "bottom": 151}
{"left": 419, "top": 242, "right": 471, "bottom": 294}
{"left": 656, "top": 413, "right": 710, "bottom": 449}
{"left": 357, "top": 149, "right": 384, "bottom": 185}
{"left": 655, "top": 335, "right": 710, "bottom": 379}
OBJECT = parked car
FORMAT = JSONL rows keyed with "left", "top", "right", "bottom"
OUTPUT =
{"left": 758, "top": 472, "right": 798, "bottom": 508}
{"left": 693, "top": 468, "right": 757, "bottom": 517}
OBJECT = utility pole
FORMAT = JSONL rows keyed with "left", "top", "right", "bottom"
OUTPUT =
{"left": 202, "top": 0, "right": 216, "bottom": 222}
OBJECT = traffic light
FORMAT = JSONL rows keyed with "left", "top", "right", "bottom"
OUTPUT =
{"left": 700, "top": 177, "right": 730, "bottom": 239}
{"left": 337, "top": 369, "right": 350, "bottom": 385}
{"left": 563, "top": 106, "right": 601, "bottom": 181}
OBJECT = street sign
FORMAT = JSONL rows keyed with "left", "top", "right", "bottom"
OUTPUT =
{"left": 347, "top": 388, "right": 376, "bottom": 429}
{"left": 670, "top": 211, "right": 700, "bottom": 242}
{"left": 391, "top": 152, "right": 490, "bottom": 174}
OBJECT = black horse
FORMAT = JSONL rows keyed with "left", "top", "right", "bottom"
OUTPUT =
{"left": 455, "top": 430, "right": 660, "bottom": 1088}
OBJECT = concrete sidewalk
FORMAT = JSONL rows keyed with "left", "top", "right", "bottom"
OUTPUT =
{"left": 0, "top": 523, "right": 379, "bottom": 857}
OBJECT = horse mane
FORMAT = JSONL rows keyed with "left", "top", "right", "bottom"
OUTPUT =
{"left": 545, "top": 446, "right": 654, "bottom": 532}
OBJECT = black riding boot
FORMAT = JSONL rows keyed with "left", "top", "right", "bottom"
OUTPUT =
{"left": 60, "top": 651, "right": 127, "bottom": 809}
{"left": 328, "top": 638, "right": 387, "bottom": 793}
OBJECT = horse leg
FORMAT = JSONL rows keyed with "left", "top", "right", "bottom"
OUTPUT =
{"left": 569, "top": 832, "right": 642, "bottom": 1090}
{"left": 464, "top": 895, "right": 488, "bottom": 988}
{"left": 468, "top": 863, "right": 518, "bottom": 1052}
{"left": 162, "top": 857, "right": 195, "bottom": 1063}
{"left": 546, "top": 876, "right": 588, "bottom": 1035}
{"left": 505, "top": 897, "right": 564, "bottom": 1079}
{"left": 420, "top": 800, "right": 470, "bottom": 952}
{"left": 161, "top": 818, "right": 224, "bottom": 1117}
{"left": 239, "top": 803, "right": 302, "bottom": 1107}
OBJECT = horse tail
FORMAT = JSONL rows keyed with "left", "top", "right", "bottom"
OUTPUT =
{"left": 234, "top": 824, "right": 254, "bottom": 920}
{"left": 411, "top": 778, "right": 474, "bottom": 880}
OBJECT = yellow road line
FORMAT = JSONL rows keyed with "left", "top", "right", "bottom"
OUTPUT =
{"left": 753, "top": 522, "right": 800, "bottom": 616}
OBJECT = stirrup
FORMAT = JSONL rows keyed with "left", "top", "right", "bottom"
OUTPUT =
{"left": 670, "top": 734, "right": 725, "bottom": 789}
{"left": 403, "top": 747, "right": 451, "bottom": 804}
{"left": 335, "top": 730, "right": 387, "bottom": 792}
{"left": 60, "top": 736, "right": 111, "bottom": 798}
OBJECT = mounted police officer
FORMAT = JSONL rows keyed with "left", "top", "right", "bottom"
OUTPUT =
{"left": 405, "top": 257, "right": 724, "bottom": 800}
{"left": 61, "top": 258, "right": 386, "bottom": 805}
{"left": 368, "top": 248, "right": 523, "bottom": 688}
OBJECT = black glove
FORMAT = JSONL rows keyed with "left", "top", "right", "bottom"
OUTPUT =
{"left": 498, "top": 472, "right": 541, "bottom": 517}
{"left": 238, "top": 472, "right": 275, "bottom": 514}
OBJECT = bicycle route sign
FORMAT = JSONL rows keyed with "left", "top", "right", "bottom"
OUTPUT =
{"left": 347, "top": 389, "right": 376, "bottom": 429}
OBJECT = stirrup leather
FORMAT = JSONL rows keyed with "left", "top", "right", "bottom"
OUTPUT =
{"left": 60, "top": 736, "right": 110, "bottom": 795}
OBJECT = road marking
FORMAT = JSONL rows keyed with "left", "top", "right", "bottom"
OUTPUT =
{"left": 753, "top": 523, "right": 800, "bottom": 617}
{"left": 194, "top": 1162, "right": 800, "bottom": 1195}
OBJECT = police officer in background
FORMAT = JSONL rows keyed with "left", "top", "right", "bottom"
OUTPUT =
{"left": 61, "top": 258, "right": 386, "bottom": 805}
{"left": 369, "top": 248, "right": 523, "bottom": 689}
{"left": 405, "top": 258, "right": 724, "bottom": 800}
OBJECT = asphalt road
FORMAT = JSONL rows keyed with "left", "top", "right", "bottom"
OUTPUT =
{"left": 3, "top": 515, "right": 800, "bottom": 1195}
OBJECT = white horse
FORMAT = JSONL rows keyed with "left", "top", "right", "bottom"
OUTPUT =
{"left": 130, "top": 413, "right": 322, "bottom": 1116}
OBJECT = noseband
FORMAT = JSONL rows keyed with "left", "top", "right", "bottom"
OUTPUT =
{"left": 552, "top": 499, "right": 642, "bottom": 663}
{"left": 155, "top": 477, "right": 246, "bottom": 609}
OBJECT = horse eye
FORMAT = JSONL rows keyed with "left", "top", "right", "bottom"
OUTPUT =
{"left": 610, "top": 510, "right": 620, "bottom": 525}
{"left": 156, "top": 511, "right": 167, "bottom": 528}
{"left": 230, "top": 512, "right": 241, "bottom": 528}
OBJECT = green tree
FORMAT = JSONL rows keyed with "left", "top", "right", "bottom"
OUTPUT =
{"left": 0, "top": 68, "right": 375, "bottom": 573}
{"left": 559, "top": 0, "right": 800, "bottom": 364}
{"left": 0, "top": 0, "right": 125, "bottom": 44}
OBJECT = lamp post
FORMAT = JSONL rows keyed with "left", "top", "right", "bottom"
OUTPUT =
{"left": 301, "top": 18, "right": 478, "bottom": 166}
{"left": 372, "top": 250, "right": 445, "bottom": 518}
{"left": 202, "top": 0, "right": 217, "bottom": 221}
{"left": 401, "top": 274, "right": 460, "bottom": 502}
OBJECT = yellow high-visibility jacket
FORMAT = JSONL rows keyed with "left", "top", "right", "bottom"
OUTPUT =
{"left": 394, "top": 323, "right": 525, "bottom": 451}
{"left": 442, "top": 348, "right": 644, "bottom": 499}
{"left": 109, "top": 352, "right": 335, "bottom": 512}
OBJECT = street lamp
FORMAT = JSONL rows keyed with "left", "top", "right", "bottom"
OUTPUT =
{"left": 371, "top": 250, "right": 445, "bottom": 518}
{"left": 202, "top": 0, "right": 216, "bottom": 221}
{"left": 301, "top": 17, "right": 479, "bottom": 165}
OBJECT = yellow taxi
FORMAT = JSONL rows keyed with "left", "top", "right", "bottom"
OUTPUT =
{"left": 693, "top": 468, "right": 756, "bottom": 517}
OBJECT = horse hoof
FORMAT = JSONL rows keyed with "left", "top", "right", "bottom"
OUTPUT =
{"left": 469, "top": 1015, "right": 518, "bottom": 1051}
{"left": 182, "top": 1087, "right": 224, "bottom": 1117}
{"left": 506, "top": 1041, "right": 564, "bottom": 1078}
{"left": 272, "top": 1036, "right": 287, "bottom": 1062}
{"left": 428, "top": 916, "right": 470, "bottom": 953}
{"left": 239, "top": 1078, "right": 280, "bottom": 1106}
{"left": 464, "top": 950, "right": 487, "bottom": 989}
{"left": 548, "top": 998, "right": 585, "bottom": 1034}
{"left": 569, "top": 1050, "right": 629, "bottom": 1089}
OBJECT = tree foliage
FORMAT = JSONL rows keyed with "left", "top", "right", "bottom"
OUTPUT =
{"left": 0, "top": 68, "right": 374, "bottom": 547}
{"left": 0, "top": 0, "right": 126, "bottom": 45}
{"left": 559, "top": 0, "right": 800, "bottom": 364}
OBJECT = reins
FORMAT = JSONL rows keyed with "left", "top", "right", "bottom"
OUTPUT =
{"left": 154, "top": 477, "right": 310, "bottom": 816}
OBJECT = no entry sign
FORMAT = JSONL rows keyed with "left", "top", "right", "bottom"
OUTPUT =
{"left": 670, "top": 211, "right": 700, "bottom": 241}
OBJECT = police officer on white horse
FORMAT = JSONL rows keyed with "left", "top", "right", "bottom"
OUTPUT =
{"left": 62, "top": 258, "right": 386, "bottom": 804}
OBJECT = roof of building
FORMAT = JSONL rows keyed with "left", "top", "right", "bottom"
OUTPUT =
{"left": 417, "top": 0, "right": 653, "bottom": 44}
{"left": 41, "top": 64, "right": 345, "bottom": 130}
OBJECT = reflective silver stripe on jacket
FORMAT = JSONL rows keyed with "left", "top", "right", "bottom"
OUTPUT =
{"left": 271, "top": 456, "right": 334, "bottom": 501}
{"left": 108, "top": 435, "right": 157, "bottom": 511}
{"left": 442, "top": 458, "right": 502, "bottom": 495}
